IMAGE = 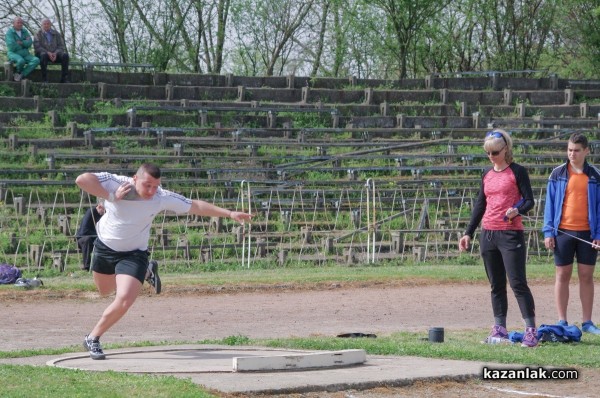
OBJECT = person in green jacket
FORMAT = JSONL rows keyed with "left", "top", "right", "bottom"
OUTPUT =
{"left": 5, "top": 17, "right": 40, "bottom": 81}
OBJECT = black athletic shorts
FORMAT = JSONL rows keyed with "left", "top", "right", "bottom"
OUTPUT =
{"left": 91, "top": 239, "right": 149, "bottom": 283}
{"left": 554, "top": 229, "right": 597, "bottom": 266}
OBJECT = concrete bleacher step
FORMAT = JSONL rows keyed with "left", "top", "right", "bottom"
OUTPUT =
{"left": 0, "top": 111, "right": 46, "bottom": 124}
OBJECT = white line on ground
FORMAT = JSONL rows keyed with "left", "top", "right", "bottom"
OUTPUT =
{"left": 484, "top": 385, "right": 576, "bottom": 398}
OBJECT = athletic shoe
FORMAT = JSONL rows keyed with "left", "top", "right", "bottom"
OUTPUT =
{"left": 13, "top": 73, "right": 21, "bottom": 82}
{"left": 83, "top": 335, "right": 106, "bottom": 360}
{"left": 14, "top": 278, "right": 43, "bottom": 289}
{"left": 483, "top": 325, "right": 510, "bottom": 344}
{"left": 521, "top": 327, "right": 538, "bottom": 347}
{"left": 14, "top": 278, "right": 31, "bottom": 289}
{"left": 582, "top": 321, "right": 600, "bottom": 334}
{"left": 146, "top": 260, "right": 161, "bottom": 294}
{"left": 557, "top": 319, "right": 568, "bottom": 327}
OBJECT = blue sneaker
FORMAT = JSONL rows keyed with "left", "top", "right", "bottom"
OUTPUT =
{"left": 582, "top": 321, "right": 600, "bottom": 334}
{"left": 557, "top": 320, "right": 568, "bottom": 327}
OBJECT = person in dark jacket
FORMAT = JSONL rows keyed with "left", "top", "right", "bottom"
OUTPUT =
{"left": 34, "top": 18, "right": 69, "bottom": 83}
{"left": 76, "top": 201, "right": 105, "bottom": 271}
{"left": 543, "top": 133, "right": 600, "bottom": 334}
{"left": 459, "top": 129, "right": 538, "bottom": 347}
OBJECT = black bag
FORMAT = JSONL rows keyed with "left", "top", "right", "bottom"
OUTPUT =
{"left": 538, "top": 331, "right": 570, "bottom": 343}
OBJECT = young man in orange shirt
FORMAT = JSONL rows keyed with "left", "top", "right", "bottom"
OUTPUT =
{"left": 543, "top": 133, "right": 600, "bottom": 334}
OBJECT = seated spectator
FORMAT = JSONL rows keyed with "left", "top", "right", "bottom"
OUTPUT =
{"left": 34, "top": 18, "right": 69, "bottom": 83}
{"left": 5, "top": 16, "right": 39, "bottom": 81}
{"left": 76, "top": 201, "right": 105, "bottom": 271}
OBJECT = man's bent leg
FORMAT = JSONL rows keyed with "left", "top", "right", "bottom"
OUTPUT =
{"left": 37, "top": 53, "right": 49, "bottom": 81}
{"left": 93, "top": 271, "right": 116, "bottom": 296}
{"left": 555, "top": 264, "right": 573, "bottom": 322}
{"left": 21, "top": 54, "right": 39, "bottom": 78}
{"left": 89, "top": 274, "right": 142, "bottom": 338}
{"left": 8, "top": 53, "right": 26, "bottom": 73}
{"left": 58, "top": 53, "right": 69, "bottom": 82}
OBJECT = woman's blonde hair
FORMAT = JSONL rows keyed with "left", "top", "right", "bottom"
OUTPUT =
{"left": 483, "top": 128, "right": 513, "bottom": 164}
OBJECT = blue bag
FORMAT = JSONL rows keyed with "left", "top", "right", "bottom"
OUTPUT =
{"left": 0, "top": 263, "right": 22, "bottom": 285}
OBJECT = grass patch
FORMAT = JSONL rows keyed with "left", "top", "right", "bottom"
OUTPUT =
{"left": 4, "top": 261, "right": 557, "bottom": 293}
{"left": 0, "top": 364, "right": 217, "bottom": 398}
{"left": 0, "top": 335, "right": 257, "bottom": 397}
{"left": 1, "top": 331, "right": 595, "bottom": 397}
{"left": 260, "top": 330, "right": 600, "bottom": 368}
{"left": 163, "top": 260, "right": 556, "bottom": 285}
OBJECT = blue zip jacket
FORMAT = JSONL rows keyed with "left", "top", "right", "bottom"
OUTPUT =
{"left": 509, "top": 324, "right": 582, "bottom": 343}
{"left": 543, "top": 161, "right": 600, "bottom": 239}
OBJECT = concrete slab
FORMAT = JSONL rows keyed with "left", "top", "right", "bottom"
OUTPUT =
{"left": 233, "top": 349, "right": 366, "bottom": 372}
{"left": 43, "top": 344, "right": 500, "bottom": 394}
{"left": 182, "top": 354, "right": 487, "bottom": 395}
{"left": 48, "top": 345, "right": 315, "bottom": 374}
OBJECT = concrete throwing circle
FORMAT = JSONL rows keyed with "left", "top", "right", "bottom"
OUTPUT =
{"left": 47, "top": 345, "right": 366, "bottom": 373}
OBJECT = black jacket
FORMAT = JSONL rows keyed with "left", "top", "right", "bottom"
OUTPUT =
{"left": 75, "top": 207, "right": 102, "bottom": 238}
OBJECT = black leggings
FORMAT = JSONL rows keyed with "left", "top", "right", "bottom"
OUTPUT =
{"left": 480, "top": 229, "right": 535, "bottom": 320}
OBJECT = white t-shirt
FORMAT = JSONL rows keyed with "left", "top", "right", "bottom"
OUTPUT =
{"left": 94, "top": 172, "right": 192, "bottom": 251}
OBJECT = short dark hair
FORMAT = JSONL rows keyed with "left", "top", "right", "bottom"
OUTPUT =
{"left": 138, "top": 163, "right": 161, "bottom": 179}
{"left": 569, "top": 133, "right": 589, "bottom": 148}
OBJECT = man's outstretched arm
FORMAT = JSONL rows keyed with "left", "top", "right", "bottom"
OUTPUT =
{"left": 189, "top": 200, "right": 251, "bottom": 224}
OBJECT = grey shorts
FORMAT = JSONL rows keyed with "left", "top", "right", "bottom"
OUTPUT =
{"left": 91, "top": 239, "right": 149, "bottom": 283}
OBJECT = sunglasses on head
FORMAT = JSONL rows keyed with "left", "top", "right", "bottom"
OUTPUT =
{"left": 486, "top": 131, "right": 508, "bottom": 145}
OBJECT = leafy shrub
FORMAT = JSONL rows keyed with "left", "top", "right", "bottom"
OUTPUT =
{"left": 0, "top": 84, "right": 16, "bottom": 96}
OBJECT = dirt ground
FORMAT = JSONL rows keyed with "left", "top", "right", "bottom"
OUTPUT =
{"left": 1, "top": 279, "right": 598, "bottom": 397}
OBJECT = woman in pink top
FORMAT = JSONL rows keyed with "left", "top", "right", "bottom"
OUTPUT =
{"left": 459, "top": 129, "right": 537, "bottom": 347}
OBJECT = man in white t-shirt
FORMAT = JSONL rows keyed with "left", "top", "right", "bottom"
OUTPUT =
{"left": 76, "top": 163, "right": 252, "bottom": 359}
